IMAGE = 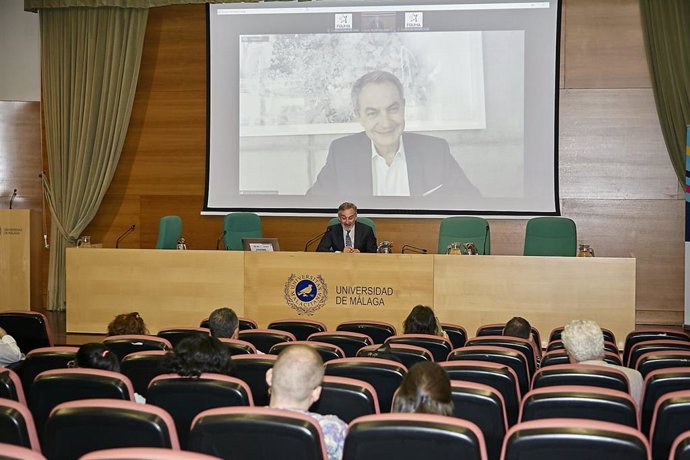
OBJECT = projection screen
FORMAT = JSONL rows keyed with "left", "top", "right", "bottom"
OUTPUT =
{"left": 206, "top": 0, "right": 561, "bottom": 216}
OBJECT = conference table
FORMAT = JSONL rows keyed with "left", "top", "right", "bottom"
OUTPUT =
{"left": 66, "top": 249, "right": 635, "bottom": 348}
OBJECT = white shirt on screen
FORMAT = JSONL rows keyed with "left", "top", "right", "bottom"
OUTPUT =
{"left": 371, "top": 140, "right": 410, "bottom": 196}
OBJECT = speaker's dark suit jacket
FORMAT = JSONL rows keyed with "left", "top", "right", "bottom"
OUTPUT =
{"left": 307, "top": 132, "right": 480, "bottom": 197}
{"left": 316, "top": 222, "right": 377, "bottom": 253}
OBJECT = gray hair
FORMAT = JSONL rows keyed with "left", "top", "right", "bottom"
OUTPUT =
{"left": 351, "top": 70, "right": 404, "bottom": 115}
{"left": 561, "top": 319, "right": 605, "bottom": 362}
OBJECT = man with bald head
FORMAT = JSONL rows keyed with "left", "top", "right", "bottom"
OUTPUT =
{"left": 266, "top": 345, "right": 348, "bottom": 460}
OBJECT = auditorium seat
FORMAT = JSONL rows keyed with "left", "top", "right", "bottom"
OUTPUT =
{"left": 43, "top": 399, "right": 179, "bottom": 459}
{"left": 650, "top": 390, "right": 690, "bottom": 460}
{"left": 223, "top": 212, "right": 262, "bottom": 250}
{"left": 501, "top": 419, "right": 649, "bottom": 460}
{"left": 158, "top": 327, "right": 210, "bottom": 348}
{"left": 147, "top": 373, "right": 253, "bottom": 449}
{"left": 547, "top": 339, "right": 619, "bottom": 356}
{"left": 440, "top": 360, "right": 521, "bottom": 426}
{"left": 450, "top": 380, "right": 507, "bottom": 460}
{"left": 531, "top": 363, "right": 630, "bottom": 394}
{"left": 324, "top": 357, "right": 407, "bottom": 412}
{"left": 0, "top": 368, "right": 26, "bottom": 405}
{"left": 669, "top": 430, "right": 690, "bottom": 460}
{"left": 155, "top": 215, "right": 182, "bottom": 249}
{"left": 269, "top": 341, "right": 345, "bottom": 362}
{"left": 29, "top": 368, "right": 135, "bottom": 433}
{"left": 0, "top": 398, "right": 40, "bottom": 451}
{"left": 231, "top": 354, "right": 277, "bottom": 406}
{"left": 441, "top": 323, "right": 468, "bottom": 349}
{"left": 188, "top": 407, "right": 327, "bottom": 460}
{"left": 343, "top": 413, "right": 487, "bottom": 460}
{"left": 623, "top": 328, "right": 690, "bottom": 368}
{"left": 308, "top": 331, "right": 373, "bottom": 357}
{"left": 120, "top": 350, "right": 168, "bottom": 398}
{"left": 18, "top": 346, "right": 78, "bottom": 398}
{"left": 627, "top": 339, "right": 690, "bottom": 368}
{"left": 103, "top": 335, "right": 172, "bottom": 362}
{"left": 478, "top": 323, "right": 542, "bottom": 350}
{"left": 636, "top": 350, "right": 690, "bottom": 378}
{"left": 466, "top": 335, "right": 539, "bottom": 376}
{"left": 239, "top": 317, "right": 258, "bottom": 331}
{"left": 641, "top": 367, "right": 690, "bottom": 436}
{"left": 549, "top": 326, "right": 616, "bottom": 347}
{"left": 0, "top": 311, "right": 52, "bottom": 354}
{"left": 81, "top": 447, "right": 219, "bottom": 460}
{"left": 522, "top": 216, "right": 577, "bottom": 257}
{"left": 519, "top": 385, "right": 637, "bottom": 428}
{"left": 218, "top": 338, "right": 257, "bottom": 356}
{"left": 448, "top": 345, "right": 530, "bottom": 397}
{"left": 267, "top": 319, "right": 327, "bottom": 341}
{"left": 541, "top": 349, "right": 621, "bottom": 367}
{"left": 0, "top": 443, "right": 45, "bottom": 460}
{"left": 357, "top": 343, "right": 432, "bottom": 368}
{"left": 336, "top": 320, "right": 396, "bottom": 344}
{"left": 386, "top": 334, "right": 453, "bottom": 362}
{"left": 238, "top": 329, "right": 296, "bottom": 354}
{"left": 437, "top": 216, "right": 491, "bottom": 255}
{"left": 310, "top": 375, "right": 379, "bottom": 423}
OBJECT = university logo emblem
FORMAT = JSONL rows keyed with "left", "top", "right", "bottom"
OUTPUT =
{"left": 284, "top": 274, "right": 328, "bottom": 316}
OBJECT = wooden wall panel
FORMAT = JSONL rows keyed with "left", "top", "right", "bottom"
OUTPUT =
{"left": 563, "top": 0, "right": 651, "bottom": 89}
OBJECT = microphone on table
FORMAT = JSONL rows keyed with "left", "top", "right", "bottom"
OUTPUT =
{"left": 483, "top": 224, "right": 490, "bottom": 255}
{"left": 304, "top": 229, "right": 329, "bottom": 252}
{"left": 216, "top": 230, "right": 227, "bottom": 250}
{"left": 9, "top": 189, "right": 17, "bottom": 209}
{"left": 401, "top": 244, "right": 428, "bottom": 254}
{"left": 115, "top": 224, "right": 136, "bottom": 248}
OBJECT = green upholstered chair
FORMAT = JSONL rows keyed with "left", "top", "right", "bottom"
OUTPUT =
{"left": 328, "top": 216, "right": 376, "bottom": 237}
{"left": 223, "top": 212, "right": 262, "bottom": 250}
{"left": 155, "top": 216, "right": 182, "bottom": 249}
{"left": 437, "top": 216, "right": 490, "bottom": 254}
{"left": 523, "top": 216, "right": 577, "bottom": 257}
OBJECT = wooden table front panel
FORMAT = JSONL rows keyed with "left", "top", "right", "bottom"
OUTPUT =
{"left": 433, "top": 255, "right": 636, "bottom": 348}
{"left": 66, "top": 248, "right": 245, "bottom": 334}
{"left": 244, "top": 252, "right": 434, "bottom": 331}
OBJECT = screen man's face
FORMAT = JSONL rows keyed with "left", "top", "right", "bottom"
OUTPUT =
{"left": 338, "top": 207, "right": 357, "bottom": 231}
{"left": 356, "top": 81, "right": 405, "bottom": 155}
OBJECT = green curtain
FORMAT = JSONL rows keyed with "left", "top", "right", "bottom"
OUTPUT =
{"left": 40, "top": 6, "right": 148, "bottom": 310}
{"left": 640, "top": 0, "right": 690, "bottom": 184}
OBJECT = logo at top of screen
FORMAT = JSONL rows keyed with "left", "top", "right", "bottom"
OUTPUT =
{"left": 405, "top": 12, "right": 423, "bottom": 29}
{"left": 335, "top": 14, "right": 353, "bottom": 30}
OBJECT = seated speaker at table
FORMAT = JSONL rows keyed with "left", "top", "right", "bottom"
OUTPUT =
{"left": 316, "top": 202, "right": 377, "bottom": 253}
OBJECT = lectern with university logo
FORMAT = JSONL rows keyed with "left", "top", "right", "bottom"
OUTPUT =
{"left": 0, "top": 210, "right": 42, "bottom": 311}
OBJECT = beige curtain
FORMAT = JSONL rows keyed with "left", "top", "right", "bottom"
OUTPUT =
{"left": 40, "top": 6, "right": 148, "bottom": 310}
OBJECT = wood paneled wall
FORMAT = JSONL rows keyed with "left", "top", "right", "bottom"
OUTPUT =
{"left": 2, "top": 0, "right": 682, "bottom": 326}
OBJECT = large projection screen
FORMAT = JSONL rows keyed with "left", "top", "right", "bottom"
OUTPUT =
{"left": 206, "top": 0, "right": 561, "bottom": 216}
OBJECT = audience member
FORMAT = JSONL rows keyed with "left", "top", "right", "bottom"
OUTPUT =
{"left": 0, "top": 327, "right": 23, "bottom": 367}
{"left": 163, "top": 334, "right": 234, "bottom": 377}
{"left": 71, "top": 342, "right": 146, "bottom": 403}
{"left": 561, "top": 319, "right": 642, "bottom": 405}
{"left": 503, "top": 316, "right": 542, "bottom": 365}
{"left": 266, "top": 345, "right": 348, "bottom": 460}
{"left": 392, "top": 362, "right": 454, "bottom": 416}
{"left": 403, "top": 305, "right": 446, "bottom": 337}
{"left": 208, "top": 307, "right": 239, "bottom": 339}
{"left": 107, "top": 312, "right": 148, "bottom": 336}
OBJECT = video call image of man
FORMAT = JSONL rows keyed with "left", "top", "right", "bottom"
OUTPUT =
{"left": 307, "top": 70, "right": 480, "bottom": 198}
{"left": 316, "top": 202, "right": 377, "bottom": 253}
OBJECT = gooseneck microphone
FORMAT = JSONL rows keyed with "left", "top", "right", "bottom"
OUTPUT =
{"left": 9, "top": 189, "right": 17, "bottom": 209}
{"left": 483, "top": 224, "right": 490, "bottom": 255}
{"left": 216, "top": 230, "right": 227, "bottom": 250}
{"left": 115, "top": 224, "right": 136, "bottom": 248}
{"left": 304, "top": 229, "right": 329, "bottom": 252}
{"left": 401, "top": 244, "right": 428, "bottom": 254}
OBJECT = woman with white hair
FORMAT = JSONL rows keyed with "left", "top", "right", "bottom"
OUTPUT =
{"left": 561, "top": 319, "right": 642, "bottom": 406}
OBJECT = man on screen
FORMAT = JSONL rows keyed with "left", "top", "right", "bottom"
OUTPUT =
{"left": 316, "top": 202, "right": 377, "bottom": 253}
{"left": 307, "top": 70, "right": 480, "bottom": 198}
